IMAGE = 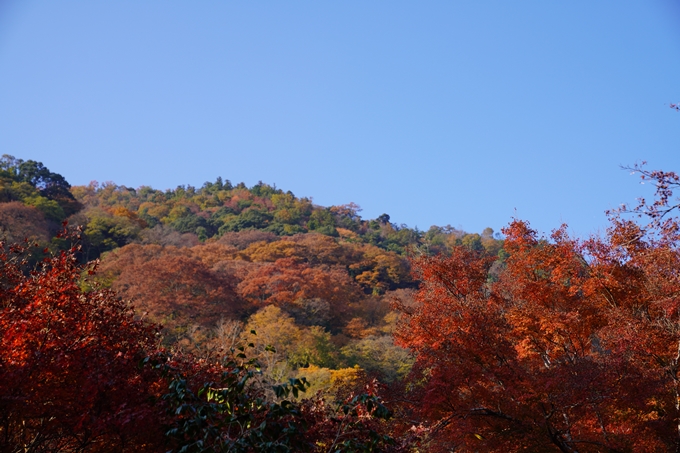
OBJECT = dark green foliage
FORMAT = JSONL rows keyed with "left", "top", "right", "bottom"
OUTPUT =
{"left": 202, "top": 177, "right": 233, "bottom": 194}
{"left": 264, "top": 222, "right": 287, "bottom": 235}
{"left": 171, "top": 213, "right": 211, "bottom": 235}
{"left": 158, "top": 354, "right": 311, "bottom": 453}
{"left": 139, "top": 212, "right": 161, "bottom": 228}
{"left": 0, "top": 155, "right": 70, "bottom": 191}
{"left": 250, "top": 181, "right": 281, "bottom": 198}
{"left": 0, "top": 155, "right": 81, "bottom": 221}
{"left": 82, "top": 212, "right": 143, "bottom": 258}
{"left": 220, "top": 208, "right": 274, "bottom": 233}
{"left": 312, "top": 225, "right": 339, "bottom": 237}
{"left": 307, "top": 209, "right": 336, "bottom": 231}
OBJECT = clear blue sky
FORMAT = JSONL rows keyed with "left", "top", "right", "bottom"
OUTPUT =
{"left": 1, "top": 1, "right": 679, "bottom": 237}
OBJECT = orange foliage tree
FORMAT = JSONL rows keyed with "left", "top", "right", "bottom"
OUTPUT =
{"left": 97, "top": 244, "right": 243, "bottom": 336}
{"left": 236, "top": 257, "right": 361, "bottom": 330}
{"left": 396, "top": 169, "right": 680, "bottom": 452}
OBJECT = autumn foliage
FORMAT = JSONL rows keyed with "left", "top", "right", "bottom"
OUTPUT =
{"left": 12, "top": 153, "right": 680, "bottom": 452}
{"left": 0, "top": 229, "right": 406, "bottom": 453}
{"left": 0, "top": 231, "right": 164, "bottom": 452}
{"left": 395, "top": 169, "right": 680, "bottom": 451}
{"left": 96, "top": 243, "right": 243, "bottom": 336}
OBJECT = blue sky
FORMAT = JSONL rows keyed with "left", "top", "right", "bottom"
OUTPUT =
{"left": 1, "top": 1, "right": 679, "bottom": 237}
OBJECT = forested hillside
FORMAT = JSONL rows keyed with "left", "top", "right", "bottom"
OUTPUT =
{"left": 0, "top": 154, "right": 503, "bottom": 387}
{"left": 5, "top": 154, "right": 680, "bottom": 452}
{"left": 0, "top": 154, "right": 505, "bottom": 451}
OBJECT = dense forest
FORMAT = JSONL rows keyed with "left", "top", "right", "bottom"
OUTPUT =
{"left": 0, "top": 153, "right": 503, "bottom": 383}
{"left": 3, "top": 155, "right": 680, "bottom": 452}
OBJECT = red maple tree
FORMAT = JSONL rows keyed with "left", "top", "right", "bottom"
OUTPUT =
{"left": 0, "top": 230, "right": 164, "bottom": 452}
{"left": 395, "top": 168, "right": 680, "bottom": 452}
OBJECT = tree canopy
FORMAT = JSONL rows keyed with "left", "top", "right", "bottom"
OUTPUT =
{"left": 7, "top": 154, "right": 680, "bottom": 451}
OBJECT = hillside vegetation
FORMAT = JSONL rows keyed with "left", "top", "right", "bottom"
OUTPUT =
{"left": 11, "top": 156, "right": 680, "bottom": 451}
{"left": 0, "top": 154, "right": 503, "bottom": 387}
